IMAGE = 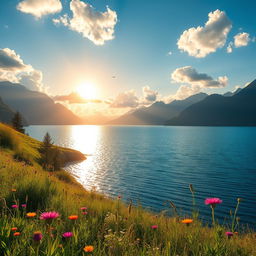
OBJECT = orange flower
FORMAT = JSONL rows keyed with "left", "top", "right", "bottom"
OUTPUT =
{"left": 14, "top": 232, "right": 21, "bottom": 236}
{"left": 11, "top": 227, "right": 18, "bottom": 231}
{"left": 11, "top": 188, "right": 16, "bottom": 192}
{"left": 84, "top": 245, "right": 94, "bottom": 252}
{"left": 68, "top": 215, "right": 78, "bottom": 220}
{"left": 181, "top": 219, "right": 193, "bottom": 224}
{"left": 27, "top": 212, "right": 37, "bottom": 218}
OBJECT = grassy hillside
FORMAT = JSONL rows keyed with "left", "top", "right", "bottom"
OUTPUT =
{"left": 0, "top": 123, "right": 255, "bottom": 256}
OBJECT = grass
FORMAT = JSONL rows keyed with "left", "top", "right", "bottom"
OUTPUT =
{"left": 0, "top": 123, "right": 255, "bottom": 255}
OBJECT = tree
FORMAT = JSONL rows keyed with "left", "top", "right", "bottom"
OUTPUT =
{"left": 40, "top": 132, "right": 53, "bottom": 169}
{"left": 12, "top": 111, "right": 25, "bottom": 134}
{"left": 52, "top": 148, "right": 62, "bottom": 171}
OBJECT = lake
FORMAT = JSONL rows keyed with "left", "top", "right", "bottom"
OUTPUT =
{"left": 27, "top": 125, "right": 256, "bottom": 226}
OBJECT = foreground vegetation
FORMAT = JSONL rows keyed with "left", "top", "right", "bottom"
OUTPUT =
{"left": 0, "top": 123, "right": 255, "bottom": 256}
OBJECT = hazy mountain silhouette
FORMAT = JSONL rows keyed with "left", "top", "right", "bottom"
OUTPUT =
{"left": 109, "top": 93, "right": 208, "bottom": 125}
{"left": 223, "top": 87, "right": 242, "bottom": 97}
{"left": 0, "top": 97, "right": 16, "bottom": 123}
{"left": 166, "top": 79, "right": 256, "bottom": 126}
{"left": 0, "top": 81, "right": 82, "bottom": 125}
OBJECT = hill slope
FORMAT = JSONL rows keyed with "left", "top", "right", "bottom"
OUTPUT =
{"left": 0, "top": 97, "right": 16, "bottom": 123}
{"left": 166, "top": 79, "right": 256, "bottom": 126}
{"left": 0, "top": 81, "right": 83, "bottom": 125}
{"left": 109, "top": 93, "right": 208, "bottom": 125}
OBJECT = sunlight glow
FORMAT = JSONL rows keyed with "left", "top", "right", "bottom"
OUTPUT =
{"left": 76, "top": 82, "right": 97, "bottom": 100}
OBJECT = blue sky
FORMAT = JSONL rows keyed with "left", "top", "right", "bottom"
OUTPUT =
{"left": 0, "top": 0, "right": 256, "bottom": 117}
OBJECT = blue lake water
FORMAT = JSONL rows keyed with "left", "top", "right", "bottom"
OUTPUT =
{"left": 26, "top": 125, "right": 256, "bottom": 226}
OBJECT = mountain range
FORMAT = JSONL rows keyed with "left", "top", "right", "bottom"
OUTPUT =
{"left": 166, "top": 79, "right": 256, "bottom": 126}
{"left": 0, "top": 81, "right": 82, "bottom": 125}
{"left": 108, "top": 93, "right": 208, "bottom": 125}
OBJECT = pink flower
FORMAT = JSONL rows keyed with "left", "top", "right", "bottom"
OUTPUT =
{"left": 40, "top": 211, "right": 60, "bottom": 220}
{"left": 151, "top": 225, "right": 158, "bottom": 229}
{"left": 11, "top": 204, "right": 18, "bottom": 208}
{"left": 82, "top": 211, "right": 88, "bottom": 215}
{"left": 62, "top": 232, "right": 73, "bottom": 238}
{"left": 205, "top": 198, "right": 222, "bottom": 207}
{"left": 80, "top": 207, "right": 87, "bottom": 211}
{"left": 21, "top": 204, "right": 27, "bottom": 208}
{"left": 225, "top": 232, "right": 233, "bottom": 238}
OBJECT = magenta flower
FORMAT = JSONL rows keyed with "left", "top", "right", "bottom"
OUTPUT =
{"left": 151, "top": 225, "right": 158, "bottom": 229}
{"left": 11, "top": 204, "right": 18, "bottom": 208}
{"left": 205, "top": 198, "right": 222, "bottom": 207}
{"left": 40, "top": 211, "right": 60, "bottom": 220}
{"left": 21, "top": 204, "right": 27, "bottom": 208}
{"left": 80, "top": 207, "right": 87, "bottom": 211}
{"left": 33, "top": 231, "right": 43, "bottom": 241}
{"left": 225, "top": 232, "right": 233, "bottom": 239}
{"left": 82, "top": 211, "right": 88, "bottom": 215}
{"left": 62, "top": 232, "right": 73, "bottom": 238}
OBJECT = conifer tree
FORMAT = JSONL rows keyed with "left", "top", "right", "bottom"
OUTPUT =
{"left": 12, "top": 111, "right": 25, "bottom": 134}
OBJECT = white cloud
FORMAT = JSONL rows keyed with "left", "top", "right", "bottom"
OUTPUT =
{"left": 19, "top": 70, "right": 44, "bottom": 91}
{"left": 17, "top": 0, "right": 62, "bottom": 19}
{"left": 234, "top": 32, "right": 250, "bottom": 47}
{"left": 177, "top": 9, "right": 232, "bottom": 58}
{"left": 110, "top": 90, "right": 139, "bottom": 108}
{"left": 0, "top": 48, "right": 45, "bottom": 92}
{"left": 53, "top": 0, "right": 117, "bottom": 45}
{"left": 142, "top": 86, "right": 158, "bottom": 102}
{"left": 226, "top": 42, "right": 233, "bottom": 53}
{"left": 171, "top": 66, "right": 228, "bottom": 88}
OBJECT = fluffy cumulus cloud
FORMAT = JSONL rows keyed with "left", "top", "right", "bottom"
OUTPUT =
{"left": 143, "top": 86, "right": 158, "bottom": 102}
{"left": 171, "top": 66, "right": 228, "bottom": 88}
{"left": 177, "top": 9, "right": 232, "bottom": 58}
{"left": 110, "top": 90, "right": 139, "bottom": 108}
{"left": 17, "top": 0, "right": 62, "bottom": 18}
{"left": 53, "top": 0, "right": 117, "bottom": 45}
{"left": 227, "top": 32, "right": 251, "bottom": 53}
{"left": 0, "top": 48, "right": 45, "bottom": 91}
{"left": 234, "top": 32, "right": 250, "bottom": 47}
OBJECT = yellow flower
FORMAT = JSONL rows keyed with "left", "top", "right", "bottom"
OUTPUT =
{"left": 27, "top": 212, "right": 37, "bottom": 218}
{"left": 84, "top": 245, "right": 94, "bottom": 252}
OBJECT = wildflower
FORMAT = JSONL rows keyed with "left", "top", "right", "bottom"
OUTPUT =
{"left": 118, "top": 195, "right": 121, "bottom": 199}
{"left": 21, "top": 204, "right": 27, "bottom": 208}
{"left": 205, "top": 198, "right": 222, "bottom": 226}
{"left": 62, "top": 232, "right": 73, "bottom": 238}
{"left": 14, "top": 232, "right": 21, "bottom": 236}
{"left": 81, "top": 207, "right": 87, "bottom": 211}
{"left": 204, "top": 198, "right": 222, "bottom": 208}
{"left": 151, "top": 225, "right": 158, "bottom": 229}
{"left": 11, "top": 227, "right": 18, "bottom": 231}
{"left": 82, "top": 211, "right": 88, "bottom": 215}
{"left": 234, "top": 232, "right": 239, "bottom": 235}
{"left": 181, "top": 219, "right": 193, "bottom": 226}
{"left": 40, "top": 211, "right": 60, "bottom": 220}
{"left": 11, "top": 188, "right": 16, "bottom": 192}
{"left": 84, "top": 245, "right": 94, "bottom": 252}
{"left": 27, "top": 212, "right": 37, "bottom": 218}
{"left": 68, "top": 215, "right": 78, "bottom": 220}
{"left": 33, "top": 231, "right": 43, "bottom": 241}
{"left": 11, "top": 204, "right": 18, "bottom": 208}
{"left": 225, "top": 232, "right": 233, "bottom": 239}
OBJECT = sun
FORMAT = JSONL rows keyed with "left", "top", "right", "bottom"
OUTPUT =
{"left": 76, "top": 82, "right": 97, "bottom": 100}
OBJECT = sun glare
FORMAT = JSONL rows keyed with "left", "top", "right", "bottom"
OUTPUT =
{"left": 77, "top": 82, "right": 97, "bottom": 100}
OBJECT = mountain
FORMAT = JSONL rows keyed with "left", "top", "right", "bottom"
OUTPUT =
{"left": 223, "top": 87, "right": 242, "bottom": 97}
{"left": 108, "top": 93, "right": 208, "bottom": 125}
{"left": 0, "top": 81, "right": 82, "bottom": 125}
{"left": 0, "top": 97, "right": 16, "bottom": 124}
{"left": 166, "top": 79, "right": 256, "bottom": 126}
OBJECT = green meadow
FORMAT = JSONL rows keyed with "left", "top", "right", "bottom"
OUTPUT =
{"left": 0, "top": 123, "right": 255, "bottom": 256}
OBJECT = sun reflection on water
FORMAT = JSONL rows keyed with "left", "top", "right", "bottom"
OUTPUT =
{"left": 67, "top": 125, "right": 102, "bottom": 191}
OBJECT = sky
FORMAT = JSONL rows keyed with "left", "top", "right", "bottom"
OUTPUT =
{"left": 0, "top": 0, "right": 256, "bottom": 120}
